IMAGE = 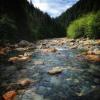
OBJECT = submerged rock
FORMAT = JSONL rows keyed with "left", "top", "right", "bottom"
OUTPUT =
{"left": 89, "top": 64, "right": 100, "bottom": 77}
{"left": 50, "top": 77, "right": 61, "bottom": 86}
{"left": 48, "top": 67, "right": 63, "bottom": 75}
{"left": 33, "top": 60, "right": 44, "bottom": 65}
{"left": 15, "top": 90, "right": 45, "bottom": 100}
{"left": 81, "top": 88, "right": 100, "bottom": 100}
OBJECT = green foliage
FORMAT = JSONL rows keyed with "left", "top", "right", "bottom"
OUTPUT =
{"left": 57, "top": 0, "right": 100, "bottom": 33}
{"left": 0, "top": 15, "right": 17, "bottom": 40}
{"left": 67, "top": 12, "right": 100, "bottom": 39}
{"left": 85, "top": 14, "right": 95, "bottom": 38}
{"left": 92, "top": 11, "right": 100, "bottom": 38}
{"left": 67, "top": 17, "right": 85, "bottom": 38}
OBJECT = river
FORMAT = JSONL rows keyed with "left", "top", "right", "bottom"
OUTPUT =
{"left": 0, "top": 38, "right": 100, "bottom": 100}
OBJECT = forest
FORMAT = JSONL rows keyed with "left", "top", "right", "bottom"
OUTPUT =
{"left": 0, "top": 0, "right": 64, "bottom": 43}
{"left": 0, "top": 0, "right": 99, "bottom": 43}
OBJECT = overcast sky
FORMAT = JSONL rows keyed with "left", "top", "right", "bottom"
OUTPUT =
{"left": 28, "top": 0, "right": 79, "bottom": 17}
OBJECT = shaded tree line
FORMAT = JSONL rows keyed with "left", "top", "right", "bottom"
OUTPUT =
{"left": 0, "top": 0, "right": 64, "bottom": 43}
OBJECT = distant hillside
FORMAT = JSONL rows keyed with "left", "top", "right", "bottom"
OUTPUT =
{"left": 0, "top": 0, "right": 64, "bottom": 43}
{"left": 57, "top": 0, "right": 100, "bottom": 29}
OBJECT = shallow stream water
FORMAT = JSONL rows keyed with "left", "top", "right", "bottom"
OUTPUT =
{"left": 0, "top": 38, "right": 100, "bottom": 100}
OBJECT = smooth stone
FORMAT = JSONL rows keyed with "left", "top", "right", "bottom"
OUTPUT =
{"left": 15, "top": 47, "right": 28, "bottom": 51}
{"left": 84, "top": 54, "right": 100, "bottom": 62}
{"left": 48, "top": 67, "right": 63, "bottom": 75}
{"left": 0, "top": 47, "right": 9, "bottom": 55}
{"left": 3, "top": 90, "right": 17, "bottom": 100}
{"left": 70, "top": 45, "right": 77, "bottom": 49}
{"left": 8, "top": 56, "right": 31, "bottom": 63}
{"left": 42, "top": 48, "right": 57, "bottom": 53}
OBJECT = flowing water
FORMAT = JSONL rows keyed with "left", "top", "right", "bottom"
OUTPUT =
{"left": 0, "top": 38, "right": 100, "bottom": 100}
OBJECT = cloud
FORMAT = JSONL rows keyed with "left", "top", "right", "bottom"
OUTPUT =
{"left": 28, "top": 0, "right": 79, "bottom": 17}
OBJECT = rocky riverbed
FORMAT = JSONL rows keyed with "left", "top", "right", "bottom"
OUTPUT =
{"left": 0, "top": 38, "right": 100, "bottom": 100}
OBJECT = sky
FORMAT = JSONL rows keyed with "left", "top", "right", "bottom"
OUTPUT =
{"left": 28, "top": 0, "right": 79, "bottom": 18}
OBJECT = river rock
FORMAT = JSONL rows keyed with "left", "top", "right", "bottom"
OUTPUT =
{"left": 48, "top": 67, "right": 63, "bottom": 75}
{"left": 2, "top": 90, "right": 17, "bottom": 100}
{"left": 84, "top": 54, "right": 100, "bottom": 62}
{"left": 8, "top": 57, "right": 19, "bottom": 63}
{"left": 17, "top": 78, "right": 33, "bottom": 87}
{"left": 0, "top": 47, "right": 10, "bottom": 55}
{"left": 18, "top": 40, "right": 35, "bottom": 47}
{"left": 87, "top": 49, "right": 100, "bottom": 55}
{"left": 42, "top": 48, "right": 57, "bottom": 53}
{"left": 8, "top": 55, "right": 31, "bottom": 63}
{"left": 69, "top": 42, "right": 74, "bottom": 46}
{"left": 0, "top": 49, "right": 5, "bottom": 55}
{"left": 15, "top": 47, "right": 28, "bottom": 51}
{"left": 69, "top": 39, "right": 75, "bottom": 42}
{"left": 94, "top": 40, "right": 100, "bottom": 45}
{"left": 93, "top": 49, "right": 100, "bottom": 55}
{"left": 89, "top": 64, "right": 100, "bottom": 77}
{"left": 48, "top": 48, "right": 57, "bottom": 52}
{"left": 70, "top": 45, "right": 77, "bottom": 49}
{"left": 83, "top": 40, "right": 93, "bottom": 45}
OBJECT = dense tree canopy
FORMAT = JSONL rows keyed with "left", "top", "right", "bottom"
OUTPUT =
{"left": 57, "top": 0, "right": 100, "bottom": 30}
{"left": 56, "top": 0, "right": 100, "bottom": 38}
{"left": 0, "top": 0, "right": 64, "bottom": 42}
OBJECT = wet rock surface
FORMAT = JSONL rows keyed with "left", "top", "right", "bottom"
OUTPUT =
{"left": 48, "top": 67, "right": 63, "bottom": 75}
{"left": 0, "top": 38, "right": 100, "bottom": 100}
{"left": 2, "top": 90, "right": 17, "bottom": 100}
